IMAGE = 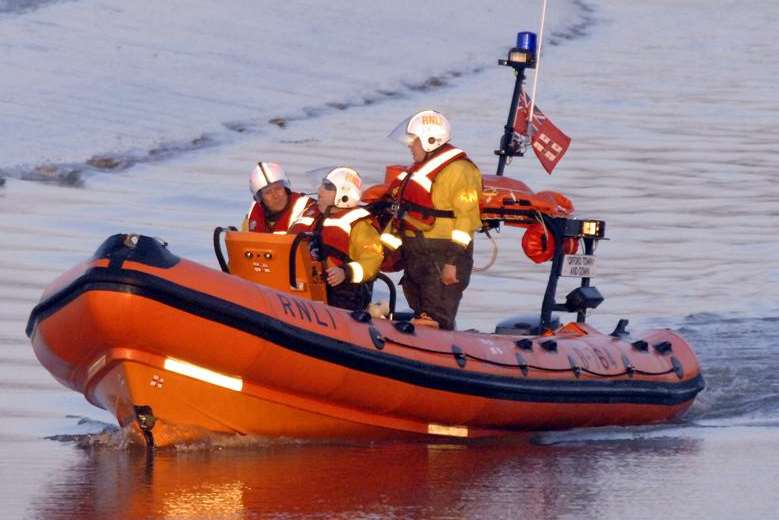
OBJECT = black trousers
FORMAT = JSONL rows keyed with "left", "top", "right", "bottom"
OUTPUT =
{"left": 327, "top": 281, "right": 373, "bottom": 312}
{"left": 400, "top": 236, "right": 473, "bottom": 330}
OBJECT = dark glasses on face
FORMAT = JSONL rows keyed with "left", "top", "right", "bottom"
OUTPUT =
{"left": 322, "top": 180, "right": 337, "bottom": 191}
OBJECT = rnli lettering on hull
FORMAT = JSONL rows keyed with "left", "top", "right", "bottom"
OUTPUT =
{"left": 276, "top": 294, "right": 337, "bottom": 330}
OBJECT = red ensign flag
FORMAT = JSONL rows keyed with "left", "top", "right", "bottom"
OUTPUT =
{"left": 513, "top": 92, "right": 571, "bottom": 174}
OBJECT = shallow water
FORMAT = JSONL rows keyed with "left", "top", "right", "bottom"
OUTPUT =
{"left": 1, "top": 0, "right": 779, "bottom": 518}
{"left": 15, "top": 428, "right": 779, "bottom": 520}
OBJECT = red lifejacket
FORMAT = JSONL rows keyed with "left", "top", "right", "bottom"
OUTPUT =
{"left": 391, "top": 144, "right": 472, "bottom": 230}
{"left": 319, "top": 207, "right": 375, "bottom": 267}
{"left": 288, "top": 205, "right": 320, "bottom": 234}
{"left": 247, "top": 192, "right": 313, "bottom": 233}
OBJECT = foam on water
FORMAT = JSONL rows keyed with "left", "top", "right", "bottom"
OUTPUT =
{"left": 0, "top": 0, "right": 582, "bottom": 182}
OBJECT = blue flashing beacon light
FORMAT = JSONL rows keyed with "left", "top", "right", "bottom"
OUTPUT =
{"left": 504, "top": 31, "right": 537, "bottom": 69}
{"left": 517, "top": 31, "right": 537, "bottom": 55}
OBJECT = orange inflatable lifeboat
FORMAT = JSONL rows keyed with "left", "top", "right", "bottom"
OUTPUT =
{"left": 26, "top": 178, "right": 705, "bottom": 448}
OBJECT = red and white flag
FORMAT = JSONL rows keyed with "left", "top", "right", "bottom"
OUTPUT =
{"left": 513, "top": 91, "right": 571, "bottom": 174}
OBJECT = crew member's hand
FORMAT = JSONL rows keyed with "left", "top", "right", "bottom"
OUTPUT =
{"left": 440, "top": 263, "right": 459, "bottom": 285}
{"left": 326, "top": 266, "right": 346, "bottom": 286}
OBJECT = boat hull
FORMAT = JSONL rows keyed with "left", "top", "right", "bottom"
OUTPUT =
{"left": 27, "top": 235, "right": 705, "bottom": 446}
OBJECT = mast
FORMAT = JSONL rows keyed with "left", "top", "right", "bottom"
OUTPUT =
{"left": 495, "top": 0, "right": 549, "bottom": 175}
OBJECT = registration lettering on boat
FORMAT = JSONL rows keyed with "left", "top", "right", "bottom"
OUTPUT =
{"left": 560, "top": 254, "right": 597, "bottom": 278}
{"left": 276, "top": 294, "right": 337, "bottom": 330}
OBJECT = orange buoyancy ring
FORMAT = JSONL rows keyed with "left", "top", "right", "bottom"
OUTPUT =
{"left": 248, "top": 192, "right": 314, "bottom": 233}
{"left": 319, "top": 207, "right": 376, "bottom": 267}
{"left": 522, "top": 222, "right": 579, "bottom": 263}
{"left": 392, "top": 144, "right": 472, "bottom": 230}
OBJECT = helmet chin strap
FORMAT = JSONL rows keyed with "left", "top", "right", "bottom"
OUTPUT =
{"left": 424, "top": 142, "right": 446, "bottom": 161}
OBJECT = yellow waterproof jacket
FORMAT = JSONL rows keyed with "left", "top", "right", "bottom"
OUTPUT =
{"left": 325, "top": 219, "right": 384, "bottom": 284}
{"left": 413, "top": 159, "right": 483, "bottom": 250}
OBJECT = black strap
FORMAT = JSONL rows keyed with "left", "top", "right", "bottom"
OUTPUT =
{"left": 480, "top": 207, "right": 536, "bottom": 219}
{"left": 399, "top": 200, "right": 455, "bottom": 219}
{"left": 320, "top": 243, "right": 352, "bottom": 264}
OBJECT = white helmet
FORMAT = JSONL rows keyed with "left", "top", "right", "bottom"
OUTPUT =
{"left": 323, "top": 167, "right": 363, "bottom": 208}
{"left": 249, "top": 162, "right": 290, "bottom": 196}
{"left": 389, "top": 110, "right": 451, "bottom": 152}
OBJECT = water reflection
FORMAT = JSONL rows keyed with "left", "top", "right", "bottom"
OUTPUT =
{"left": 29, "top": 435, "right": 706, "bottom": 519}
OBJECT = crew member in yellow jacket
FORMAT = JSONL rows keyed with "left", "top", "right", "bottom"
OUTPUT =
{"left": 384, "top": 110, "right": 483, "bottom": 329}
{"left": 295, "top": 167, "right": 384, "bottom": 312}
